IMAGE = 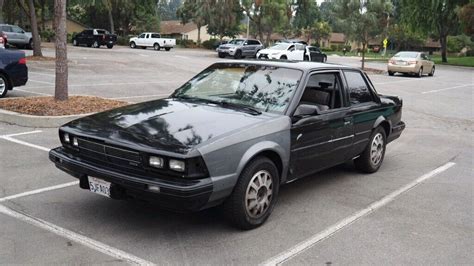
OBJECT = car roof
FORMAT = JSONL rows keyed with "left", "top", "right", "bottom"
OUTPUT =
{"left": 215, "top": 59, "right": 357, "bottom": 72}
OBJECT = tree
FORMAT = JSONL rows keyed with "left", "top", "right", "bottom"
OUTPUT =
{"left": 389, "top": 23, "right": 426, "bottom": 51}
{"left": 177, "top": 0, "right": 209, "bottom": 44}
{"left": 293, "top": 0, "right": 319, "bottom": 36}
{"left": 401, "top": 0, "right": 468, "bottom": 63}
{"left": 207, "top": 0, "right": 242, "bottom": 40}
{"left": 458, "top": 3, "right": 474, "bottom": 37}
{"left": 54, "top": 0, "right": 68, "bottom": 101}
{"left": 18, "top": 0, "right": 43, "bottom": 56}
{"left": 334, "top": 0, "right": 393, "bottom": 69}
{"left": 304, "top": 21, "right": 331, "bottom": 45}
{"left": 241, "top": 0, "right": 265, "bottom": 42}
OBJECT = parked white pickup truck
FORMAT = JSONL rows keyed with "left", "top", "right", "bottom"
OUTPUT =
{"left": 129, "top": 33, "right": 176, "bottom": 51}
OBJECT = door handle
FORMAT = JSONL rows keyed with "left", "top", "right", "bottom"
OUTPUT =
{"left": 343, "top": 117, "right": 353, "bottom": 125}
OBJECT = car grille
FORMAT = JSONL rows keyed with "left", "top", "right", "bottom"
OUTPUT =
{"left": 219, "top": 46, "right": 230, "bottom": 50}
{"left": 76, "top": 138, "right": 142, "bottom": 168}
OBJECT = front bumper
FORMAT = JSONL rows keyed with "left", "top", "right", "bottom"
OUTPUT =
{"left": 217, "top": 48, "right": 236, "bottom": 56}
{"left": 49, "top": 147, "right": 214, "bottom": 212}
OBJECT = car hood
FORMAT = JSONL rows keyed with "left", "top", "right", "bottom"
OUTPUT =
{"left": 62, "top": 98, "right": 280, "bottom": 155}
{"left": 220, "top": 44, "right": 240, "bottom": 48}
{"left": 258, "top": 48, "right": 283, "bottom": 54}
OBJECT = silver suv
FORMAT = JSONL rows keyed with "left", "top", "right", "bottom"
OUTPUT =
{"left": 0, "top": 24, "right": 33, "bottom": 49}
{"left": 217, "top": 38, "right": 263, "bottom": 59}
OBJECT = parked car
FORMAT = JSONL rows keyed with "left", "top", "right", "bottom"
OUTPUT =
{"left": 216, "top": 38, "right": 263, "bottom": 59}
{"left": 0, "top": 24, "right": 33, "bottom": 49}
{"left": 306, "top": 46, "right": 328, "bottom": 62}
{"left": 387, "top": 51, "right": 435, "bottom": 77}
{"left": 257, "top": 43, "right": 327, "bottom": 62}
{"left": 0, "top": 49, "right": 28, "bottom": 98}
{"left": 0, "top": 36, "right": 5, "bottom": 49}
{"left": 72, "top": 29, "right": 117, "bottom": 49}
{"left": 49, "top": 60, "right": 405, "bottom": 229}
{"left": 129, "top": 33, "right": 176, "bottom": 51}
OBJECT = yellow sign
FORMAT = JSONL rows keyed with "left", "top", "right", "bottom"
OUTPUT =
{"left": 383, "top": 38, "right": 388, "bottom": 48}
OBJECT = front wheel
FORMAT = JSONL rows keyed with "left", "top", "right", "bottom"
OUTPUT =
{"left": 73, "top": 39, "right": 78, "bottom": 46}
{"left": 322, "top": 55, "right": 327, "bottom": 63}
{"left": 92, "top": 41, "right": 100, "bottom": 48}
{"left": 27, "top": 39, "right": 33, "bottom": 50}
{"left": 354, "top": 127, "right": 387, "bottom": 173}
{"left": 218, "top": 52, "right": 226, "bottom": 58}
{"left": 129, "top": 42, "right": 136, "bottom": 49}
{"left": 428, "top": 66, "right": 435, "bottom": 76}
{"left": 153, "top": 43, "right": 160, "bottom": 51}
{"left": 417, "top": 67, "right": 423, "bottom": 78}
{"left": 234, "top": 50, "right": 242, "bottom": 59}
{"left": 0, "top": 73, "right": 10, "bottom": 98}
{"left": 223, "top": 157, "right": 279, "bottom": 230}
{"left": 280, "top": 55, "right": 288, "bottom": 60}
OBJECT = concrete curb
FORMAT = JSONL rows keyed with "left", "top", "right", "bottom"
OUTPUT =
{"left": 0, "top": 109, "right": 92, "bottom": 128}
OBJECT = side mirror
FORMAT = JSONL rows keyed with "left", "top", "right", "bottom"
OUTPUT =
{"left": 294, "top": 104, "right": 320, "bottom": 118}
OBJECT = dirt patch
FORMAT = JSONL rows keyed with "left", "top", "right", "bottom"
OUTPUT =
{"left": 26, "top": 55, "right": 55, "bottom": 61}
{"left": 0, "top": 96, "right": 128, "bottom": 116}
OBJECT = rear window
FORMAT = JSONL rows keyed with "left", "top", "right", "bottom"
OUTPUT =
{"left": 151, "top": 34, "right": 161, "bottom": 38}
{"left": 393, "top": 52, "right": 419, "bottom": 58}
{"left": 0, "top": 26, "right": 11, "bottom": 32}
{"left": 344, "top": 71, "right": 374, "bottom": 105}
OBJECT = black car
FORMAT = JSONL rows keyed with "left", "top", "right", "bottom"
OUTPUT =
{"left": 306, "top": 46, "right": 328, "bottom": 62}
{"left": 72, "top": 29, "right": 117, "bottom": 49}
{"left": 50, "top": 61, "right": 405, "bottom": 229}
{"left": 0, "top": 49, "right": 28, "bottom": 98}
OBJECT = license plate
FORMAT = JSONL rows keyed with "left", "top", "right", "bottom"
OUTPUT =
{"left": 88, "top": 177, "right": 111, "bottom": 197}
{"left": 396, "top": 60, "right": 407, "bottom": 65}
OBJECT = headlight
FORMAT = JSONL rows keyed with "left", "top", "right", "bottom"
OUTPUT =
{"left": 63, "top": 133, "right": 70, "bottom": 143}
{"left": 149, "top": 156, "right": 164, "bottom": 168}
{"left": 169, "top": 159, "right": 185, "bottom": 172}
{"left": 72, "top": 137, "right": 79, "bottom": 146}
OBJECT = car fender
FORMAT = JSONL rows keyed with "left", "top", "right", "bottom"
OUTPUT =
{"left": 236, "top": 140, "right": 289, "bottom": 184}
{"left": 129, "top": 37, "right": 137, "bottom": 43}
{"left": 373, "top": 115, "right": 392, "bottom": 134}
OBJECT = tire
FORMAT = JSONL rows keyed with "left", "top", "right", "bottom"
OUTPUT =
{"left": 354, "top": 127, "right": 387, "bottom": 173}
{"left": 303, "top": 55, "right": 309, "bottom": 61}
{"left": 129, "top": 42, "right": 136, "bottom": 49}
{"left": 234, "top": 50, "right": 242, "bottom": 59}
{"left": 280, "top": 55, "right": 287, "bottom": 60}
{"left": 106, "top": 44, "right": 113, "bottom": 49}
{"left": 323, "top": 55, "right": 327, "bottom": 63}
{"left": 165, "top": 47, "right": 171, "bottom": 51}
{"left": 388, "top": 71, "right": 394, "bottom": 76}
{"left": 0, "top": 73, "right": 10, "bottom": 98}
{"left": 153, "top": 43, "right": 161, "bottom": 51}
{"left": 73, "top": 39, "right": 78, "bottom": 46}
{"left": 218, "top": 52, "right": 226, "bottom": 58}
{"left": 27, "top": 39, "right": 33, "bottom": 50}
{"left": 223, "top": 157, "right": 279, "bottom": 230}
{"left": 428, "top": 66, "right": 435, "bottom": 76}
{"left": 417, "top": 67, "right": 423, "bottom": 78}
{"left": 93, "top": 41, "right": 100, "bottom": 48}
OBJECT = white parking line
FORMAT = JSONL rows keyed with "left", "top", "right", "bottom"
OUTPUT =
{"left": 1, "top": 130, "right": 43, "bottom": 138}
{"left": 261, "top": 162, "right": 456, "bottom": 266}
{"left": 29, "top": 79, "right": 55, "bottom": 85}
{"left": 0, "top": 130, "right": 50, "bottom": 152}
{"left": 14, "top": 88, "right": 52, "bottom": 96}
{"left": 111, "top": 93, "right": 171, "bottom": 100}
{"left": 29, "top": 71, "right": 56, "bottom": 77}
{"left": 0, "top": 181, "right": 79, "bottom": 203}
{"left": 0, "top": 204, "right": 155, "bottom": 265}
{"left": 421, "top": 84, "right": 472, "bottom": 94}
{"left": 373, "top": 79, "right": 417, "bottom": 85}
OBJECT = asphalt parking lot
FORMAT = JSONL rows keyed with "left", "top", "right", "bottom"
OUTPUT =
{"left": 0, "top": 46, "right": 473, "bottom": 265}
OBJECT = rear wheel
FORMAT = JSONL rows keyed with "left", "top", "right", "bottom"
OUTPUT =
{"left": 106, "top": 44, "right": 113, "bottom": 49}
{"left": 165, "top": 47, "right": 171, "bottom": 51}
{"left": 388, "top": 71, "right": 394, "bottom": 76}
{"left": 0, "top": 73, "right": 10, "bottom": 98}
{"left": 417, "top": 67, "right": 423, "bottom": 78}
{"left": 280, "top": 55, "right": 288, "bottom": 60}
{"left": 73, "top": 39, "right": 78, "bottom": 46}
{"left": 354, "top": 127, "right": 387, "bottom": 173}
{"left": 428, "top": 66, "right": 435, "bottom": 76}
{"left": 129, "top": 41, "right": 136, "bottom": 49}
{"left": 27, "top": 39, "right": 33, "bottom": 49}
{"left": 153, "top": 43, "right": 160, "bottom": 51}
{"left": 223, "top": 157, "right": 279, "bottom": 230}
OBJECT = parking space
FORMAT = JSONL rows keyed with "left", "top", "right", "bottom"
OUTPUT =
{"left": 0, "top": 46, "right": 472, "bottom": 264}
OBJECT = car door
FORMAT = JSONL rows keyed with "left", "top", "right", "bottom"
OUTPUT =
{"left": 420, "top": 53, "right": 433, "bottom": 73}
{"left": 342, "top": 70, "right": 382, "bottom": 159}
{"left": 289, "top": 71, "right": 353, "bottom": 180}
{"left": 1, "top": 26, "right": 15, "bottom": 43}
{"left": 136, "top": 33, "right": 146, "bottom": 46}
{"left": 291, "top": 44, "right": 305, "bottom": 60}
{"left": 83, "top": 30, "right": 94, "bottom": 45}
{"left": 12, "top": 26, "right": 28, "bottom": 45}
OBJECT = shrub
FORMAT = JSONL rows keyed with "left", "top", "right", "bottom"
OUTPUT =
{"left": 116, "top": 36, "right": 130, "bottom": 46}
{"left": 40, "top": 30, "right": 55, "bottom": 42}
{"left": 447, "top": 35, "right": 474, "bottom": 53}
{"left": 320, "top": 47, "right": 333, "bottom": 52}
{"left": 177, "top": 39, "right": 196, "bottom": 48}
{"left": 202, "top": 38, "right": 219, "bottom": 50}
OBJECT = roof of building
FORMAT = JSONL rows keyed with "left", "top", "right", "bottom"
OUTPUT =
{"left": 424, "top": 39, "right": 441, "bottom": 48}
{"left": 160, "top": 20, "right": 200, "bottom": 34}
{"left": 328, "top": 33, "right": 346, "bottom": 43}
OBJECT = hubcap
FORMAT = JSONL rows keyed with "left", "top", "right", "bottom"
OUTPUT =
{"left": 0, "top": 77, "right": 6, "bottom": 95}
{"left": 370, "top": 133, "right": 384, "bottom": 165}
{"left": 245, "top": 170, "right": 273, "bottom": 218}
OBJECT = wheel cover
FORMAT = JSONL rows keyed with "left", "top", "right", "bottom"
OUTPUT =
{"left": 245, "top": 170, "right": 273, "bottom": 218}
{"left": 0, "top": 77, "right": 6, "bottom": 95}
{"left": 370, "top": 133, "right": 384, "bottom": 166}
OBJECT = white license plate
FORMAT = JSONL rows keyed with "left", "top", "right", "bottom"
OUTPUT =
{"left": 88, "top": 177, "right": 111, "bottom": 198}
{"left": 396, "top": 60, "right": 407, "bottom": 65}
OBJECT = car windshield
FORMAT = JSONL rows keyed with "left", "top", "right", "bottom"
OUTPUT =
{"left": 393, "top": 52, "right": 419, "bottom": 58}
{"left": 172, "top": 64, "right": 303, "bottom": 114}
{"left": 269, "top": 44, "right": 291, "bottom": 50}
{"left": 229, "top": 39, "right": 245, "bottom": 45}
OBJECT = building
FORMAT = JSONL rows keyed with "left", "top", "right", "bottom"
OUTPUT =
{"left": 160, "top": 20, "right": 212, "bottom": 42}
{"left": 321, "top": 33, "right": 346, "bottom": 48}
{"left": 43, "top": 17, "right": 89, "bottom": 35}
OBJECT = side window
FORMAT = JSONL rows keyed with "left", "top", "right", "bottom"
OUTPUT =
{"left": 138, "top": 33, "right": 145, "bottom": 38}
{"left": 288, "top": 45, "right": 295, "bottom": 52}
{"left": 85, "top": 30, "right": 93, "bottom": 35}
{"left": 296, "top": 44, "right": 305, "bottom": 51}
{"left": 1, "top": 26, "right": 12, "bottom": 32}
{"left": 12, "top": 26, "right": 23, "bottom": 33}
{"left": 299, "top": 72, "right": 343, "bottom": 112}
{"left": 151, "top": 34, "right": 160, "bottom": 38}
{"left": 344, "top": 71, "right": 374, "bottom": 105}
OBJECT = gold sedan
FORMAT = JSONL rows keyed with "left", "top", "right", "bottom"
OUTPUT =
{"left": 387, "top": 51, "right": 435, "bottom": 77}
